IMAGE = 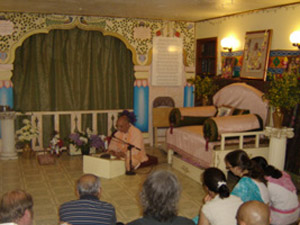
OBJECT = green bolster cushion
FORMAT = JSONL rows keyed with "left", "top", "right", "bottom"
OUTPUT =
{"left": 169, "top": 107, "right": 215, "bottom": 127}
{"left": 203, "top": 114, "right": 263, "bottom": 142}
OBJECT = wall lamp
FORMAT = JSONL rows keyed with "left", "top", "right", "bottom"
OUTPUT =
{"left": 290, "top": 31, "right": 300, "bottom": 49}
{"left": 221, "top": 37, "right": 238, "bottom": 52}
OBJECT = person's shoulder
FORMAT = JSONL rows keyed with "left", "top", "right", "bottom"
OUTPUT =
{"left": 0, "top": 223, "right": 18, "bottom": 225}
{"left": 60, "top": 199, "right": 79, "bottom": 208}
{"left": 127, "top": 218, "right": 147, "bottom": 225}
{"left": 98, "top": 200, "right": 115, "bottom": 209}
{"left": 229, "top": 194, "right": 243, "bottom": 201}
{"left": 130, "top": 124, "right": 142, "bottom": 132}
{"left": 129, "top": 125, "right": 143, "bottom": 138}
{"left": 173, "top": 216, "right": 195, "bottom": 225}
{"left": 239, "top": 176, "right": 253, "bottom": 184}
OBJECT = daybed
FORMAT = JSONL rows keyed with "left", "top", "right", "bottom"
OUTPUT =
{"left": 166, "top": 83, "right": 270, "bottom": 183}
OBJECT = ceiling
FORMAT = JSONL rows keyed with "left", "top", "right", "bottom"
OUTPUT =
{"left": 0, "top": 0, "right": 300, "bottom": 22}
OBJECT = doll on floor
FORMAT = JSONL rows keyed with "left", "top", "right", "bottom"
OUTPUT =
{"left": 50, "top": 131, "right": 63, "bottom": 156}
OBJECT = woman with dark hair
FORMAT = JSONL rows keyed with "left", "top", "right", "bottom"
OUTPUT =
{"left": 252, "top": 156, "right": 300, "bottom": 225}
{"left": 127, "top": 170, "right": 194, "bottom": 225}
{"left": 224, "top": 149, "right": 270, "bottom": 204}
{"left": 193, "top": 167, "right": 243, "bottom": 225}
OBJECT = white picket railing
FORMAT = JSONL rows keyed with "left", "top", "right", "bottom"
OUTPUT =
{"left": 15, "top": 109, "right": 131, "bottom": 151}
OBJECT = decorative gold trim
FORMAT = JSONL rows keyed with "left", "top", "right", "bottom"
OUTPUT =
{"left": 6, "top": 17, "right": 138, "bottom": 65}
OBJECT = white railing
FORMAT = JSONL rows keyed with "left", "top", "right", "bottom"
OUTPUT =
{"left": 15, "top": 109, "right": 131, "bottom": 151}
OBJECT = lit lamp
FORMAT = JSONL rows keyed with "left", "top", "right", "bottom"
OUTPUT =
{"left": 290, "top": 31, "right": 300, "bottom": 49}
{"left": 221, "top": 37, "right": 235, "bottom": 52}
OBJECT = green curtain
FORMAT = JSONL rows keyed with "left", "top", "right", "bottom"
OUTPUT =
{"left": 12, "top": 28, "right": 135, "bottom": 144}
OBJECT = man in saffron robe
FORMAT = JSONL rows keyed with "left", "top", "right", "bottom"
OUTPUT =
{"left": 108, "top": 114, "right": 148, "bottom": 171}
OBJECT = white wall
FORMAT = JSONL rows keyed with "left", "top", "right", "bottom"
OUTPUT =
{"left": 196, "top": 4, "right": 300, "bottom": 74}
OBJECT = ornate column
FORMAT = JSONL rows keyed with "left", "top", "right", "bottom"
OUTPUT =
{"left": 265, "top": 126, "right": 294, "bottom": 170}
{"left": 0, "top": 111, "right": 17, "bottom": 160}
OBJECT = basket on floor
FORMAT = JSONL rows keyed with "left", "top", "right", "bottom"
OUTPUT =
{"left": 37, "top": 148, "right": 55, "bottom": 165}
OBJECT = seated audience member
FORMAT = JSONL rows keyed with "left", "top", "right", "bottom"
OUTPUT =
{"left": 193, "top": 167, "right": 243, "bottom": 225}
{"left": 127, "top": 170, "right": 195, "bottom": 225}
{"left": 224, "top": 149, "right": 270, "bottom": 204}
{"left": 108, "top": 110, "right": 148, "bottom": 171}
{"left": 0, "top": 189, "right": 33, "bottom": 225}
{"left": 252, "top": 156, "right": 300, "bottom": 225}
{"left": 237, "top": 200, "right": 270, "bottom": 225}
{"left": 59, "top": 173, "right": 117, "bottom": 225}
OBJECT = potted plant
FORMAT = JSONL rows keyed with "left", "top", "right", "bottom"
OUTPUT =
{"left": 188, "top": 76, "right": 218, "bottom": 105}
{"left": 263, "top": 72, "right": 300, "bottom": 128}
{"left": 69, "top": 128, "right": 105, "bottom": 155}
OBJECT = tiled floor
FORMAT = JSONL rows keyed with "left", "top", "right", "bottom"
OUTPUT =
{"left": 0, "top": 147, "right": 205, "bottom": 225}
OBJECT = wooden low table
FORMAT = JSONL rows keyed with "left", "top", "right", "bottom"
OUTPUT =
{"left": 83, "top": 154, "right": 125, "bottom": 179}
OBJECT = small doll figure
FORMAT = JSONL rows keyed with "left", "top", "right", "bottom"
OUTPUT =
{"left": 50, "top": 131, "right": 63, "bottom": 156}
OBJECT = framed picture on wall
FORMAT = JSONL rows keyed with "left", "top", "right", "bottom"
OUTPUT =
{"left": 221, "top": 57, "right": 235, "bottom": 78}
{"left": 285, "top": 56, "right": 300, "bottom": 74}
{"left": 240, "top": 30, "right": 272, "bottom": 81}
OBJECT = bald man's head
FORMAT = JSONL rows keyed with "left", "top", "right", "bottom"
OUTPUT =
{"left": 237, "top": 201, "right": 270, "bottom": 225}
{"left": 76, "top": 174, "right": 101, "bottom": 198}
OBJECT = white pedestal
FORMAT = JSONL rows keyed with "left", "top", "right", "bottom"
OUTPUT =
{"left": 265, "top": 127, "right": 294, "bottom": 171}
{"left": 83, "top": 155, "right": 125, "bottom": 179}
{"left": 0, "top": 112, "right": 17, "bottom": 160}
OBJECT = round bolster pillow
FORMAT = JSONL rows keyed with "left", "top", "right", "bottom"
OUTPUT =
{"left": 203, "top": 114, "right": 263, "bottom": 142}
{"left": 169, "top": 106, "right": 217, "bottom": 127}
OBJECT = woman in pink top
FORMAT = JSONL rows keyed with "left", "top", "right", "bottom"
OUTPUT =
{"left": 252, "top": 156, "right": 300, "bottom": 225}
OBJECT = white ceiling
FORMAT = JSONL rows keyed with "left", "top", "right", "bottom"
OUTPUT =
{"left": 0, "top": 0, "right": 300, "bottom": 22}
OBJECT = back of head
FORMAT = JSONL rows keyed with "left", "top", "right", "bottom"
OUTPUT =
{"left": 0, "top": 189, "right": 33, "bottom": 223}
{"left": 252, "top": 156, "right": 282, "bottom": 179}
{"left": 225, "top": 150, "right": 266, "bottom": 184}
{"left": 141, "top": 170, "right": 180, "bottom": 222}
{"left": 203, "top": 167, "right": 229, "bottom": 199}
{"left": 237, "top": 201, "right": 270, "bottom": 225}
{"left": 77, "top": 174, "right": 101, "bottom": 197}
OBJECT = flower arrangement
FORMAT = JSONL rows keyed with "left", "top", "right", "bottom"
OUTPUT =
{"left": 15, "top": 119, "right": 39, "bottom": 145}
{"left": 69, "top": 128, "right": 105, "bottom": 154}
{"left": 264, "top": 72, "right": 300, "bottom": 110}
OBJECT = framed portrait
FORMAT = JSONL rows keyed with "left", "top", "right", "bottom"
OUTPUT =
{"left": 221, "top": 57, "right": 235, "bottom": 78}
{"left": 240, "top": 30, "right": 272, "bottom": 81}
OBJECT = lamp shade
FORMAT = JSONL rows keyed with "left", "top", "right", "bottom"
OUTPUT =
{"left": 290, "top": 31, "right": 300, "bottom": 44}
{"left": 221, "top": 37, "right": 233, "bottom": 49}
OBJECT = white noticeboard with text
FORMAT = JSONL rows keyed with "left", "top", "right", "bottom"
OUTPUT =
{"left": 152, "top": 37, "right": 183, "bottom": 86}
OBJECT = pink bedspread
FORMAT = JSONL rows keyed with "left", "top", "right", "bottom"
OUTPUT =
{"left": 166, "top": 126, "right": 215, "bottom": 168}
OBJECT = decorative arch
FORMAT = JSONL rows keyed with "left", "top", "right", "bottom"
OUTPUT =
{"left": 6, "top": 17, "right": 138, "bottom": 65}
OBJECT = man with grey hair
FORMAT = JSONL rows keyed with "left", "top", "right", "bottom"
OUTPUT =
{"left": 59, "top": 174, "right": 116, "bottom": 225}
{"left": 236, "top": 200, "right": 270, "bottom": 225}
{"left": 127, "top": 170, "right": 194, "bottom": 225}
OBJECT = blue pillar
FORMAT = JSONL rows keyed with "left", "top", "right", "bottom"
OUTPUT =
{"left": 184, "top": 84, "right": 194, "bottom": 107}
{"left": 0, "top": 80, "right": 14, "bottom": 138}
{"left": 133, "top": 80, "right": 149, "bottom": 132}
